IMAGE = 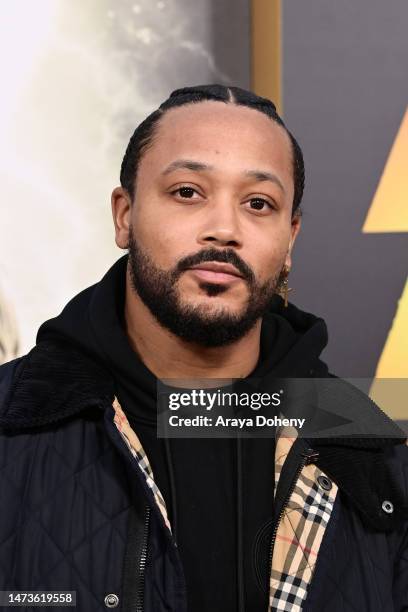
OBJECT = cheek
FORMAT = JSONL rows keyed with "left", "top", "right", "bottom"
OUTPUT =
{"left": 132, "top": 205, "right": 192, "bottom": 268}
{"left": 249, "top": 230, "right": 290, "bottom": 279}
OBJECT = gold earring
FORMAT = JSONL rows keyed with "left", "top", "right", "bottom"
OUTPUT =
{"left": 280, "top": 265, "right": 292, "bottom": 307}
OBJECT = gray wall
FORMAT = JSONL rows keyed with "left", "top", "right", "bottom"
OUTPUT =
{"left": 283, "top": 0, "right": 408, "bottom": 377}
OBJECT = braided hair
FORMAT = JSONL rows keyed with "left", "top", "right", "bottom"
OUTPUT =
{"left": 120, "top": 84, "right": 304, "bottom": 218}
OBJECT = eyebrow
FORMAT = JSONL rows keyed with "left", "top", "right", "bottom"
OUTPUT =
{"left": 161, "top": 158, "right": 285, "bottom": 194}
{"left": 161, "top": 159, "right": 214, "bottom": 175}
{"left": 244, "top": 170, "right": 285, "bottom": 194}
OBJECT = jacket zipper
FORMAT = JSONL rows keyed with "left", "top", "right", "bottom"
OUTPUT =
{"left": 136, "top": 505, "right": 151, "bottom": 612}
{"left": 106, "top": 412, "right": 186, "bottom": 610}
{"left": 268, "top": 447, "right": 319, "bottom": 596}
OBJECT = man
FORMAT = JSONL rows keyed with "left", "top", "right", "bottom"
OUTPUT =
{"left": 0, "top": 84, "right": 407, "bottom": 612}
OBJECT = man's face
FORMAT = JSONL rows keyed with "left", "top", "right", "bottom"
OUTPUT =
{"left": 113, "top": 101, "right": 301, "bottom": 347}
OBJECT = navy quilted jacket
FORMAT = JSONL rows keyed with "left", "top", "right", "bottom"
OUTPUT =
{"left": 1, "top": 341, "right": 408, "bottom": 611}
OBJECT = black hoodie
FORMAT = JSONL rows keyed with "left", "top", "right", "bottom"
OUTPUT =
{"left": 37, "top": 254, "right": 331, "bottom": 612}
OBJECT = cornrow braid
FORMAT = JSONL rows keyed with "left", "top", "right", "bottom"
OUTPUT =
{"left": 120, "top": 84, "right": 304, "bottom": 217}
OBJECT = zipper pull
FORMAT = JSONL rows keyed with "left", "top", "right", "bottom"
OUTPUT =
{"left": 303, "top": 448, "right": 319, "bottom": 465}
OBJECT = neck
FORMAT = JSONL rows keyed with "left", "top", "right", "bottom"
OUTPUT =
{"left": 124, "top": 270, "right": 262, "bottom": 380}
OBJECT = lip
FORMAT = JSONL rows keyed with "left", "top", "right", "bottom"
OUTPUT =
{"left": 187, "top": 262, "right": 244, "bottom": 284}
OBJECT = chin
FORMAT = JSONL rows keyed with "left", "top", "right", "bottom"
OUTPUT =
{"left": 185, "top": 295, "right": 244, "bottom": 315}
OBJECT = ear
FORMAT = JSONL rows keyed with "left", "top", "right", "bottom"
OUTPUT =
{"left": 284, "top": 211, "right": 302, "bottom": 269}
{"left": 111, "top": 187, "right": 132, "bottom": 249}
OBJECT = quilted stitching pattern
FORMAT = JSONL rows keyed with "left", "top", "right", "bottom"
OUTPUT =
{"left": 0, "top": 414, "right": 133, "bottom": 611}
{"left": 303, "top": 494, "right": 396, "bottom": 611}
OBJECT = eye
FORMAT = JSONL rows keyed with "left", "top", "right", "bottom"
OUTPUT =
{"left": 170, "top": 185, "right": 200, "bottom": 200}
{"left": 244, "top": 197, "right": 275, "bottom": 214}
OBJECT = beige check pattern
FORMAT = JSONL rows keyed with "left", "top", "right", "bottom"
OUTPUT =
{"left": 112, "top": 396, "right": 172, "bottom": 532}
{"left": 112, "top": 399, "right": 338, "bottom": 611}
{"left": 270, "top": 426, "right": 338, "bottom": 611}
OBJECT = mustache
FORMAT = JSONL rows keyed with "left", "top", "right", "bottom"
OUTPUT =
{"left": 176, "top": 248, "right": 255, "bottom": 283}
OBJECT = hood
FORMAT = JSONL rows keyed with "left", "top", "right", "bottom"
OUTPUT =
{"left": 36, "top": 254, "right": 331, "bottom": 382}
{"left": 34, "top": 254, "right": 406, "bottom": 444}
{"left": 33, "top": 254, "right": 406, "bottom": 444}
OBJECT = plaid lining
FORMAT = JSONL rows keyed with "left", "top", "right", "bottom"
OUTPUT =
{"left": 270, "top": 426, "right": 338, "bottom": 611}
{"left": 112, "top": 396, "right": 172, "bottom": 532}
{"left": 112, "top": 400, "right": 337, "bottom": 610}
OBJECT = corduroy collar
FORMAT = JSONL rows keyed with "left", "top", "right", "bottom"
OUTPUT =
{"left": 1, "top": 339, "right": 405, "bottom": 442}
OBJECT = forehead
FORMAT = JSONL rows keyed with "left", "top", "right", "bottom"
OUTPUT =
{"left": 139, "top": 101, "right": 293, "bottom": 182}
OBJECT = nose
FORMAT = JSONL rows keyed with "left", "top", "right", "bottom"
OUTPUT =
{"left": 196, "top": 197, "right": 243, "bottom": 248}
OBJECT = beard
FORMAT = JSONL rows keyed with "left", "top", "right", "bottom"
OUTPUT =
{"left": 127, "top": 226, "right": 285, "bottom": 348}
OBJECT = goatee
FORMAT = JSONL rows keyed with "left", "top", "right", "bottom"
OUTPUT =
{"left": 127, "top": 227, "right": 285, "bottom": 348}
